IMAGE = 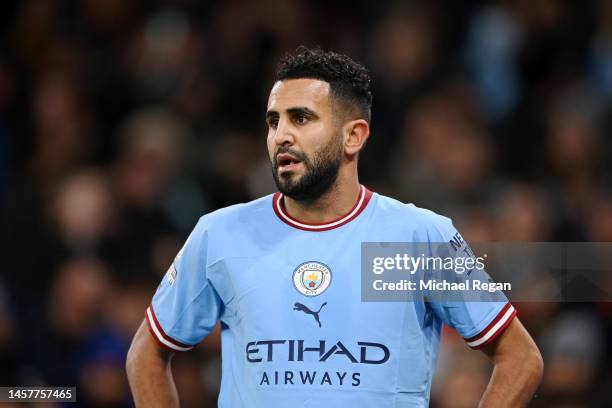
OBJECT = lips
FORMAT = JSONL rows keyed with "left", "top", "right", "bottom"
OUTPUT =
{"left": 276, "top": 152, "right": 302, "bottom": 172}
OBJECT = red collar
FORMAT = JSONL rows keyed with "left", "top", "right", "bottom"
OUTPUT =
{"left": 272, "top": 185, "right": 373, "bottom": 231}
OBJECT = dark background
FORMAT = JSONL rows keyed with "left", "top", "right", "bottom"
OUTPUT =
{"left": 0, "top": 0, "right": 611, "bottom": 407}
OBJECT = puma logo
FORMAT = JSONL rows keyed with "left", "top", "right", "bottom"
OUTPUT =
{"left": 293, "top": 302, "right": 327, "bottom": 328}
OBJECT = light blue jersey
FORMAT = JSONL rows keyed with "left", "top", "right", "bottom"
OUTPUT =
{"left": 146, "top": 186, "right": 516, "bottom": 407}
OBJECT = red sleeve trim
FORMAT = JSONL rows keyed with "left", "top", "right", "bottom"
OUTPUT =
{"left": 465, "top": 303, "right": 517, "bottom": 350}
{"left": 145, "top": 304, "right": 194, "bottom": 352}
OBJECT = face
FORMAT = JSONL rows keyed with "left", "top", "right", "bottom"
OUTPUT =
{"left": 266, "top": 79, "right": 344, "bottom": 201}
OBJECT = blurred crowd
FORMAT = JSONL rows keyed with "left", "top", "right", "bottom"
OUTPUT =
{"left": 0, "top": 0, "right": 611, "bottom": 407}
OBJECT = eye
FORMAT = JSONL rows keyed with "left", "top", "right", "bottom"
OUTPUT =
{"left": 267, "top": 117, "right": 278, "bottom": 128}
{"left": 295, "top": 114, "right": 308, "bottom": 124}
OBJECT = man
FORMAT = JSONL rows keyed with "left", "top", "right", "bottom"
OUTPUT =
{"left": 126, "top": 47, "right": 543, "bottom": 407}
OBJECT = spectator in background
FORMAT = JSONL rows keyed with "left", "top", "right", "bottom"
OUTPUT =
{"left": 390, "top": 84, "right": 495, "bottom": 217}
{"left": 105, "top": 108, "right": 202, "bottom": 280}
{"left": 28, "top": 257, "right": 110, "bottom": 387}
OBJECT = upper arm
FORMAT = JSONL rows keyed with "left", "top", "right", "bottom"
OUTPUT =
{"left": 127, "top": 320, "right": 182, "bottom": 408}
{"left": 127, "top": 320, "right": 175, "bottom": 370}
{"left": 424, "top": 214, "right": 517, "bottom": 349}
{"left": 147, "top": 216, "right": 222, "bottom": 352}
{"left": 480, "top": 317, "right": 542, "bottom": 363}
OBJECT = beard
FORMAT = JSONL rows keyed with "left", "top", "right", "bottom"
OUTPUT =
{"left": 271, "top": 132, "right": 344, "bottom": 202}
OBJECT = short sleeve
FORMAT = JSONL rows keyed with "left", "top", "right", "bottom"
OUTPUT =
{"left": 146, "top": 216, "right": 222, "bottom": 351}
{"left": 426, "top": 215, "right": 517, "bottom": 350}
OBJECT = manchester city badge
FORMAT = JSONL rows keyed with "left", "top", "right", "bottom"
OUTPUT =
{"left": 292, "top": 261, "right": 332, "bottom": 296}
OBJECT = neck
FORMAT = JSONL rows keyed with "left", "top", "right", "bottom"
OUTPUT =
{"left": 282, "top": 173, "right": 361, "bottom": 224}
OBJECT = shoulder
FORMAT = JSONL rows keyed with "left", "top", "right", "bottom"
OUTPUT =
{"left": 193, "top": 194, "right": 275, "bottom": 232}
{"left": 373, "top": 193, "right": 457, "bottom": 240}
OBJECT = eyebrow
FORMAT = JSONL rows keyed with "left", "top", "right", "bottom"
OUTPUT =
{"left": 266, "top": 106, "right": 319, "bottom": 120}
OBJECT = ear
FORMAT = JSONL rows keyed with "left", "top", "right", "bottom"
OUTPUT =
{"left": 343, "top": 119, "right": 370, "bottom": 156}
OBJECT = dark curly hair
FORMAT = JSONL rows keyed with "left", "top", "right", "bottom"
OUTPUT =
{"left": 275, "top": 46, "right": 372, "bottom": 124}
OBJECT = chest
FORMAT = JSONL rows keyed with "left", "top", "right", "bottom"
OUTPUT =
{"left": 208, "top": 234, "right": 427, "bottom": 343}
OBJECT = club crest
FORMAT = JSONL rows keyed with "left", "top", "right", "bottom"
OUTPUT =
{"left": 293, "top": 262, "right": 332, "bottom": 296}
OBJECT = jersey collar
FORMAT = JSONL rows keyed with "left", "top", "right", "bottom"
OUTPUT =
{"left": 272, "top": 185, "right": 373, "bottom": 232}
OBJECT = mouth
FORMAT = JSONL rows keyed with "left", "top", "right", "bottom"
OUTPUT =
{"left": 276, "top": 153, "right": 302, "bottom": 173}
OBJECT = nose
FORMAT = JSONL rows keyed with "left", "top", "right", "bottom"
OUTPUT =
{"left": 273, "top": 118, "right": 294, "bottom": 146}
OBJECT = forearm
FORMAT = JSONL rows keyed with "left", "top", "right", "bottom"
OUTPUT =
{"left": 127, "top": 321, "right": 180, "bottom": 408}
{"left": 478, "top": 319, "right": 544, "bottom": 408}
{"left": 478, "top": 351, "right": 543, "bottom": 407}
